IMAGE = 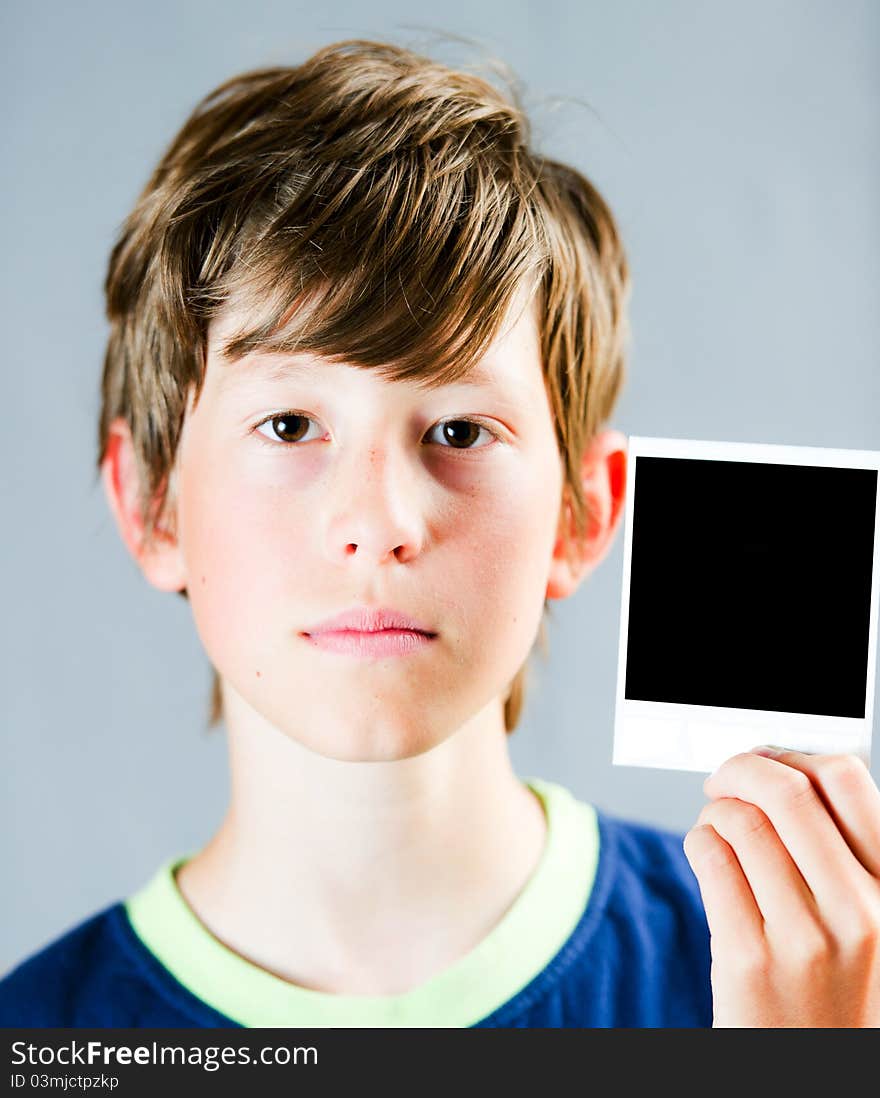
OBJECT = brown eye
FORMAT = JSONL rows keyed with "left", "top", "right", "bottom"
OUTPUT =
{"left": 255, "top": 413, "right": 320, "bottom": 445}
{"left": 272, "top": 414, "right": 309, "bottom": 443}
{"left": 431, "top": 419, "right": 494, "bottom": 450}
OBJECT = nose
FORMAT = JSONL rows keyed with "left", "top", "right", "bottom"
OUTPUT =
{"left": 323, "top": 441, "right": 426, "bottom": 567}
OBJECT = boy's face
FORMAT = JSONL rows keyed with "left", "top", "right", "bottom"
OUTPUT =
{"left": 145, "top": 293, "right": 602, "bottom": 762}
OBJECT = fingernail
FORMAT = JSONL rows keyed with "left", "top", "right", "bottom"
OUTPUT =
{"left": 750, "top": 745, "right": 785, "bottom": 757}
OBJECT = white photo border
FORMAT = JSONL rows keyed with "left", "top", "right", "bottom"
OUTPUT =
{"left": 613, "top": 436, "right": 880, "bottom": 774}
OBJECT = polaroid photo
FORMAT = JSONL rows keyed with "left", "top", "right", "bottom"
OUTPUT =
{"left": 613, "top": 436, "right": 880, "bottom": 774}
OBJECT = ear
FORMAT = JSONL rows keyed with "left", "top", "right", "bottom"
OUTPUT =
{"left": 100, "top": 416, "right": 187, "bottom": 593}
{"left": 545, "top": 429, "right": 628, "bottom": 601}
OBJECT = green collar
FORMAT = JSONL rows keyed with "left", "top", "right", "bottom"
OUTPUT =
{"left": 124, "top": 777, "right": 599, "bottom": 1027}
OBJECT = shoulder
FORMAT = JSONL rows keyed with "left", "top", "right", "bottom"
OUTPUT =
{"left": 599, "top": 809, "right": 698, "bottom": 884}
{"left": 596, "top": 808, "right": 706, "bottom": 919}
{"left": 586, "top": 809, "right": 712, "bottom": 1025}
{"left": 481, "top": 791, "right": 713, "bottom": 1027}
{"left": 536, "top": 777, "right": 708, "bottom": 945}
{"left": 593, "top": 807, "right": 711, "bottom": 962}
{"left": 0, "top": 903, "right": 149, "bottom": 1026}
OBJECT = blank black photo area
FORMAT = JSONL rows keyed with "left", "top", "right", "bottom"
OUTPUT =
{"left": 624, "top": 456, "right": 878, "bottom": 719}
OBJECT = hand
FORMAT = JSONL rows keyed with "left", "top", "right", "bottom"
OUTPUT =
{"left": 683, "top": 746, "right": 880, "bottom": 1027}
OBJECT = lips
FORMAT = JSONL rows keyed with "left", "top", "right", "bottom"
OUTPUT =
{"left": 302, "top": 606, "right": 436, "bottom": 637}
{"left": 302, "top": 629, "right": 436, "bottom": 658}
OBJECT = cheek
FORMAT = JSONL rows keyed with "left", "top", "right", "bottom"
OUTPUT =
{"left": 441, "top": 454, "right": 561, "bottom": 638}
{"left": 178, "top": 455, "right": 311, "bottom": 668}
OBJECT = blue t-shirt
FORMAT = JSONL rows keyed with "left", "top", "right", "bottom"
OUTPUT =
{"left": 0, "top": 778, "right": 712, "bottom": 1027}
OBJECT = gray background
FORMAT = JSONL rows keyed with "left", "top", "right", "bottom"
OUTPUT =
{"left": 2, "top": 0, "right": 878, "bottom": 975}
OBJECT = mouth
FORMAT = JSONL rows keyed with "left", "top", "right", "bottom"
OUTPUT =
{"left": 301, "top": 628, "right": 437, "bottom": 658}
{"left": 303, "top": 605, "right": 437, "bottom": 638}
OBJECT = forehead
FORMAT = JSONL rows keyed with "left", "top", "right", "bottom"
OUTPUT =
{"left": 208, "top": 291, "right": 544, "bottom": 398}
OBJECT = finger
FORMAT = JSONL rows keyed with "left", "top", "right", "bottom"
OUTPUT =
{"left": 696, "top": 797, "right": 820, "bottom": 936}
{"left": 750, "top": 748, "right": 880, "bottom": 879}
{"left": 705, "top": 752, "right": 876, "bottom": 932}
{"left": 683, "top": 823, "right": 764, "bottom": 957}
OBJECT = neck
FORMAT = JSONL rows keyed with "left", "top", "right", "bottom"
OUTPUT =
{"left": 175, "top": 688, "right": 548, "bottom": 996}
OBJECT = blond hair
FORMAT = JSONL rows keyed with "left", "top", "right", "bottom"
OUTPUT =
{"left": 97, "top": 39, "right": 631, "bottom": 734}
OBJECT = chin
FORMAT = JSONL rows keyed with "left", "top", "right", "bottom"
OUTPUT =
{"left": 290, "top": 714, "right": 446, "bottom": 763}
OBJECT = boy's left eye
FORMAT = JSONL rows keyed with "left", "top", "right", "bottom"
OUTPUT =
{"left": 253, "top": 413, "right": 497, "bottom": 451}
{"left": 424, "top": 419, "right": 496, "bottom": 450}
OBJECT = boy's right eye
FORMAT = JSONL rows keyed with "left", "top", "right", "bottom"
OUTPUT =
{"left": 254, "top": 412, "right": 322, "bottom": 446}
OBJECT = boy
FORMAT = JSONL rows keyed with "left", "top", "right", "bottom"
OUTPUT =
{"left": 2, "top": 39, "right": 878, "bottom": 1028}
